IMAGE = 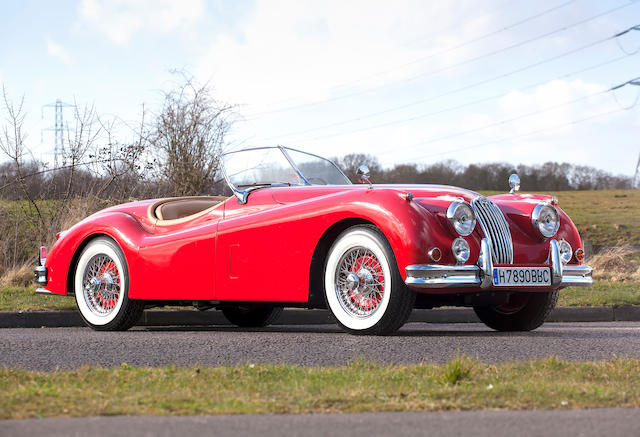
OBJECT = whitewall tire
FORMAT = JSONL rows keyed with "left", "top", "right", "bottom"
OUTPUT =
{"left": 324, "top": 226, "right": 414, "bottom": 335}
{"left": 74, "top": 237, "right": 143, "bottom": 331}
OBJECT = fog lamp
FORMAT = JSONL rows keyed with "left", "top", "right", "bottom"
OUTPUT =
{"left": 452, "top": 238, "right": 470, "bottom": 264}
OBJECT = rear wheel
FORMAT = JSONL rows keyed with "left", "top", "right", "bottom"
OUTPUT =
{"left": 74, "top": 237, "right": 144, "bottom": 331}
{"left": 324, "top": 225, "right": 414, "bottom": 335}
{"left": 473, "top": 290, "right": 558, "bottom": 331}
{"left": 221, "top": 306, "right": 283, "bottom": 327}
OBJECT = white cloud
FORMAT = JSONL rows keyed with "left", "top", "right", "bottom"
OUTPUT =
{"left": 195, "top": 0, "right": 501, "bottom": 109}
{"left": 496, "top": 79, "right": 611, "bottom": 135}
{"left": 79, "top": 0, "right": 205, "bottom": 45}
{"left": 46, "top": 37, "right": 72, "bottom": 65}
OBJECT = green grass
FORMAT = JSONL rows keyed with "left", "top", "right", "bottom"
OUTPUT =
{"left": 1, "top": 281, "right": 639, "bottom": 311}
{"left": 559, "top": 281, "right": 640, "bottom": 307}
{"left": 0, "top": 287, "right": 75, "bottom": 311}
{"left": 1, "top": 357, "right": 639, "bottom": 419}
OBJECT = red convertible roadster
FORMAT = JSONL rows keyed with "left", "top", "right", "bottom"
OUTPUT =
{"left": 34, "top": 146, "right": 592, "bottom": 334}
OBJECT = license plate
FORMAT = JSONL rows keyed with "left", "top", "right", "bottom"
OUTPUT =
{"left": 492, "top": 266, "right": 551, "bottom": 287}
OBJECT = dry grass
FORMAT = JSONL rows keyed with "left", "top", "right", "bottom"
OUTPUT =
{"left": 0, "top": 263, "right": 35, "bottom": 288}
{"left": 588, "top": 245, "right": 640, "bottom": 282}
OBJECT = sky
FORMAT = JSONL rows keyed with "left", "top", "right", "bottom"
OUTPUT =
{"left": 1, "top": 0, "right": 639, "bottom": 177}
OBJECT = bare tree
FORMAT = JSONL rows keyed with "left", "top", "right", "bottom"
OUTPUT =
{"left": 149, "top": 72, "right": 235, "bottom": 197}
{"left": 333, "top": 153, "right": 382, "bottom": 183}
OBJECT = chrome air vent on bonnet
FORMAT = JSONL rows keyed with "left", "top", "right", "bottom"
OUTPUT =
{"left": 471, "top": 197, "right": 513, "bottom": 264}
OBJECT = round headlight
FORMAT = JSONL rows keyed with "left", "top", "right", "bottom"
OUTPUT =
{"left": 559, "top": 239, "right": 572, "bottom": 264}
{"left": 531, "top": 203, "right": 559, "bottom": 238}
{"left": 452, "top": 237, "right": 470, "bottom": 264}
{"left": 447, "top": 200, "right": 476, "bottom": 237}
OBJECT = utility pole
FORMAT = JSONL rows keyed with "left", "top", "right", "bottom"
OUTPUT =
{"left": 42, "top": 99, "right": 75, "bottom": 169}
{"left": 634, "top": 151, "right": 640, "bottom": 189}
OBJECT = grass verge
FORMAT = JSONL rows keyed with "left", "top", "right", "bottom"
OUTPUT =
{"left": 559, "top": 281, "right": 640, "bottom": 307}
{"left": 0, "top": 287, "right": 75, "bottom": 311}
{"left": 1, "top": 357, "right": 639, "bottom": 419}
{"left": 2, "top": 281, "right": 639, "bottom": 312}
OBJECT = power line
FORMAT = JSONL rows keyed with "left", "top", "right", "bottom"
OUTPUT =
{"left": 373, "top": 77, "right": 638, "bottom": 158}
{"left": 246, "top": 2, "right": 635, "bottom": 118}
{"left": 256, "top": 53, "right": 631, "bottom": 144}
{"left": 401, "top": 105, "right": 632, "bottom": 164}
{"left": 260, "top": 0, "right": 576, "bottom": 108}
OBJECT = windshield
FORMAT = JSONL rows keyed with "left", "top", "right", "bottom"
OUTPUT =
{"left": 222, "top": 146, "right": 350, "bottom": 191}
{"left": 221, "top": 146, "right": 350, "bottom": 203}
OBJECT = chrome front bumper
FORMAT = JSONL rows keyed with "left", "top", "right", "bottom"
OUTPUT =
{"left": 34, "top": 265, "right": 48, "bottom": 285}
{"left": 405, "top": 239, "right": 593, "bottom": 290}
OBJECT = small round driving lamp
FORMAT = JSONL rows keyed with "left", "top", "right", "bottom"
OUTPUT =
{"left": 559, "top": 239, "right": 572, "bottom": 264}
{"left": 452, "top": 237, "right": 470, "bottom": 264}
{"left": 531, "top": 203, "right": 559, "bottom": 238}
{"left": 575, "top": 248, "right": 585, "bottom": 262}
{"left": 447, "top": 200, "right": 476, "bottom": 237}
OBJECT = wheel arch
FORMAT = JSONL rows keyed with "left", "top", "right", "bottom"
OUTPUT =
{"left": 66, "top": 233, "right": 125, "bottom": 296}
{"left": 308, "top": 217, "right": 380, "bottom": 308}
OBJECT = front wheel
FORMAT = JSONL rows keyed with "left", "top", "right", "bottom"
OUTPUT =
{"left": 74, "top": 237, "right": 144, "bottom": 331}
{"left": 473, "top": 290, "right": 558, "bottom": 331}
{"left": 324, "top": 226, "right": 415, "bottom": 335}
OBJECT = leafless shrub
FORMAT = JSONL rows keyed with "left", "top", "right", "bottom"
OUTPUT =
{"left": 148, "top": 71, "right": 235, "bottom": 196}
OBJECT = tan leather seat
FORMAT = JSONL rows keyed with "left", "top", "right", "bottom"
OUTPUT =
{"left": 150, "top": 196, "right": 228, "bottom": 223}
{"left": 157, "top": 199, "right": 220, "bottom": 220}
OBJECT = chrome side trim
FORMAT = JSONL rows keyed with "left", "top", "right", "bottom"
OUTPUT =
{"left": 35, "top": 288, "right": 57, "bottom": 295}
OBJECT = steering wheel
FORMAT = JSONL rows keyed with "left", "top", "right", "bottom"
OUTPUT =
{"left": 308, "top": 177, "right": 328, "bottom": 185}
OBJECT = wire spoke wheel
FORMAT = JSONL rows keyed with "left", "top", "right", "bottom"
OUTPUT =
{"left": 335, "top": 246, "right": 385, "bottom": 318}
{"left": 324, "top": 226, "right": 414, "bottom": 335}
{"left": 74, "top": 237, "right": 144, "bottom": 330}
{"left": 82, "top": 254, "right": 121, "bottom": 316}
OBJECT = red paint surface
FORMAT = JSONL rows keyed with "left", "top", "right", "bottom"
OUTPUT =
{"left": 39, "top": 185, "right": 585, "bottom": 302}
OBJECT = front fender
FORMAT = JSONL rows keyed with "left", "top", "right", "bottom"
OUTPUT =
{"left": 43, "top": 212, "right": 149, "bottom": 296}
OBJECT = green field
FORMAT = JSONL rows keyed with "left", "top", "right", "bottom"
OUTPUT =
{"left": 2, "top": 357, "right": 639, "bottom": 419}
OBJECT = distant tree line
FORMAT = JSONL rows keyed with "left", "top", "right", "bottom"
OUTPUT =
{"left": 332, "top": 153, "right": 633, "bottom": 191}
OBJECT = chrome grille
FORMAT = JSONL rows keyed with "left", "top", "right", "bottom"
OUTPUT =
{"left": 471, "top": 197, "right": 513, "bottom": 264}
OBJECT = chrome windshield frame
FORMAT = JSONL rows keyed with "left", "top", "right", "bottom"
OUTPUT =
{"left": 219, "top": 146, "right": 351, "bottom": 204}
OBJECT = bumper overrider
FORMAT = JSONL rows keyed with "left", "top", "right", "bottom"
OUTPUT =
{"left": 34, "top": 246, "right": 57, "bottom": 295}
{"left": 405, "top": 239, "right": 593, "bottom": 290}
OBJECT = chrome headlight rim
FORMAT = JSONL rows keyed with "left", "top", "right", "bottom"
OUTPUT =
{"left": 446, "top": 199, "right": 476, "bottom": 237}
{"left": 531, "top": 203, "right": 559, "bottom": 238}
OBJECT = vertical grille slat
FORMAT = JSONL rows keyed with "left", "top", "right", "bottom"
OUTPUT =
{"left": 471, "top": 197, "right": 513, "bottom": 264}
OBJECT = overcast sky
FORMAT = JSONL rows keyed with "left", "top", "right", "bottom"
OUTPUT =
{"left": 1, "top": 0, "right": 639, "bottom": 176}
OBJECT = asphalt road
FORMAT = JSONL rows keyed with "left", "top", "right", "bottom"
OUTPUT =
{"left": 2, "top": 321, "right": 640, "bottom": 370}
{"left": 3, "top": 409, "right": 640, "bottom": 437}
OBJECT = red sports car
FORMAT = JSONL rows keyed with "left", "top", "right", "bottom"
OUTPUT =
{"left": 34, "top": 146, "right": 593, "bottom": 334}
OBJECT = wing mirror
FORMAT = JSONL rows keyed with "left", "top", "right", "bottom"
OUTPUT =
{"left": 357, "top": 165, "right": 371, "bottom": 185}
{"left": 509, "top": 174, "right": 520, "bottom": 194}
